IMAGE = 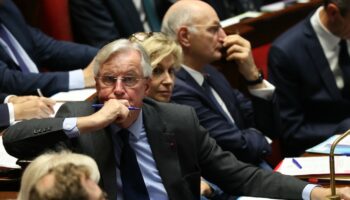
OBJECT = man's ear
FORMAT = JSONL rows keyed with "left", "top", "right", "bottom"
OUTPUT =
{"left": 144, "top": 78, "right": 151, "bottom": 95}
{"left": 325, "top": 3, "right": 341, "bottom": 20}
{"left": 177, "top": 26, "right": 191, "bottom": 48}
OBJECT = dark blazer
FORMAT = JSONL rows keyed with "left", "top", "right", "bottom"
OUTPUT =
{"left": 172, "top": 66, "right": 280, "bottom": 164}
{"left": 0, "top": 104, "right": 9, "bottom": 129}
{"left": 0, "top": 0, "right": 98, "bottom": 96}
{"left": 3, "top": 98, "right": 307, "bottom": 200}
{"left": 69, "top": 0, "right": 173, "bottom": 48}
{"left": 268, "top": 16, "right": 350, "bottom": 156}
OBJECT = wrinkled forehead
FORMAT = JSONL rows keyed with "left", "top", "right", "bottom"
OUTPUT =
{"left": 99, "top": 50, "right": 142, "bottom": 75}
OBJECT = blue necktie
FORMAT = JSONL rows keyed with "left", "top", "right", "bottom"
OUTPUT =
{"left": 119, "top": 129, "right": 150, "bottom": 200}
{"left": 142, "top": 0, "right": 160, "bottom": 31}
{"left": 0, "top": 25, "right": 29, "bottom": 73}
{"left": 339, "top": 40, "right": 350, "bottom": 99}
{"left": 202, "top": 76, "right": 233, "bottom": 123}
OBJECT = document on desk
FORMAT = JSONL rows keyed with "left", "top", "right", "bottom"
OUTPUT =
{"left": 220, "top": 11, "right": 262, "bottom": 27}
{"left": 50, "top": 88, "right": 96, "bottom": 102}
{"left": 0, "top": 136, "right": 20, "bottom": 169}
{"left": 275, "top": 156, "right": 350, "bottom": 176}
{"left": 237, "top": 197, "right": 282, "bottom": 200}
{"left": 306, "top": 134, "right": 350, "bottom": 154}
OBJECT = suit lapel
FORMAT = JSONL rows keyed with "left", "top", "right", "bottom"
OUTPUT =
{"left": 0, "top": 0, "right": 33, "bottom": 54}
{"left": 176, "top": 68, "right": 230, "bottom": 118}
{"left": 304, "top": 20, "right": 342, "bottom": 99}
{"left": 203, "top": 66, "right": 243, "bottom": 126}
{"left": 142, "top": 101, "right": 192, "bottom": 199}
{"left": 91, "top": 128, "right": 117, "bottom": 200}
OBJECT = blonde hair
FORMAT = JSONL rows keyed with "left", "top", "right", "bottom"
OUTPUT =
{"left": 140, "top": 33, "right": 182, "bottom": 70}
{"left": 18, "top": 151, "right": 100, "bottom": 200}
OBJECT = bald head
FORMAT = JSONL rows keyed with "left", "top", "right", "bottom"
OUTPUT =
{"left": 162, "top": 0, "right": 219, "bottom": 39}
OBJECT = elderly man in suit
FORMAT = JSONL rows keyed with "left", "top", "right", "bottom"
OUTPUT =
{"left": 268, "top": 0, "right": 350, "bottom": 156}
{"left": 162, "top": 0, "right": 277, "bottom": 166}
{"left": 4, "top": 39, "right": 350, "bottom": 200}
{"left": 0, "top": 0, "right": 97, "bottom": 97}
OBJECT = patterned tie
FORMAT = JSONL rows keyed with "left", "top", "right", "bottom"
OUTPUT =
{"left": 0, "top": 25, "right": 29, "bottom": 72}
{"left": 339, "top": 40, "right": 350, "bottom": 99}
{"left": 202, "top": 75, "right": 234, "bottom": 123}
{"left": 119, "top": 129, "right": 150, "bottom": 200}
{"left": 142, "top": 0, "right": 160, "bottom": 31}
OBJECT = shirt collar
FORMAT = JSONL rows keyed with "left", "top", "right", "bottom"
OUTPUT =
{"left": 310, "top": 6, "right": 341, "bottom": 52}
{"left": 114, "top": 110, "right": 143, "bottom": 140}
{"left": 181, "top": 64, "right": 205, "bottom": 86}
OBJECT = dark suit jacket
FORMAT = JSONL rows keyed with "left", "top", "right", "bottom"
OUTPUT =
{"left": 172, "top": 66, "right": 280, "bottom": 164}
{"left": 0, "top": 0, "right": 98, "bottom": 96}
{"left": 268, "top": 16, "right": 350, "bottom": 156}
{"left": 0, "top": 104, "right": 9, "bottom": 129}
{"left": 3, "top": 98, "right": 307, "bottom": 200}
{"left": 69, "top": 0, "right": 173, "bottom": 48}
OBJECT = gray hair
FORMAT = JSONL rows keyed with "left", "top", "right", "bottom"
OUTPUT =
{"left": 93, "top": 39, "right": 152, "bottom": 78}
{"left": 324, "top": 0, "right": 350, "bottom": 15}
{"left": 161, "top": 6, "right": 196, "bottom": 39}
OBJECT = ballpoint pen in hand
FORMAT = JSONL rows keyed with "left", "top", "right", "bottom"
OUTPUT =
{"left": 91, "top": 104, "right": 141, "bottom": 110}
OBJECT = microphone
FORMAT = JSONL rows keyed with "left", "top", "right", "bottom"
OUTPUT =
{"left": 327, "top": 129, "right": 350, "bottom": 200}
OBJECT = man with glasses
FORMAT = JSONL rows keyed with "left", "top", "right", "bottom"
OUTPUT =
{"left": 4, "top": 38, "right": 350, "bottom": 200}
{"left": 162, "top": 0, "right": 278, "bottom": 167}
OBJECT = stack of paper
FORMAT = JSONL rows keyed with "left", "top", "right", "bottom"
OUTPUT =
{"left": 275, "top": 156, "right": 350, "bottom": 176}
{"left": 50, "top": 88, "right": 96, "bottom": 102}
{"left": 306, "top": 134, "right": 350, "bottom": 154}
{"left": 0, "top": 136, "right": 20, "bottom": 169}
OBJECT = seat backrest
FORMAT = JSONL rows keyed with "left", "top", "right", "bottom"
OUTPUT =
{"left": 39, "top": 0, "right": 73, "bottom": 41}
{"left": 252, "top": 43, "right": 272, "bottom": 78}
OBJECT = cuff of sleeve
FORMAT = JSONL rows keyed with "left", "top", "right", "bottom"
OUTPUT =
{"left": 4, "top": 95, "right": 15, "bottom": 103}
{"left": 302, "top": 184, "right": 318, "bottom": 200}
{"left": 8, "top": 103, "right": 15, "bottom": 125}
{"left": 248, "top": 80, "right": 275, "bottom": 100}
{"left": 63, "top": 117, "right": 80, "bottom": 138}
{"left": 69, "top": 69, "right": 85, "bottom": 90}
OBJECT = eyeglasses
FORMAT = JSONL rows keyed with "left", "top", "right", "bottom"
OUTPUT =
{"left": 190, "top": 24, "right": 223, "bottom": 35}
{"left": 96, "top": 75, "right": 145, "bottom": 87}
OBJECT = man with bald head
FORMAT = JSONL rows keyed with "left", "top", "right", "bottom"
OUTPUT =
{"left": 162, "top": 0, "right": 277, "bottom": 167}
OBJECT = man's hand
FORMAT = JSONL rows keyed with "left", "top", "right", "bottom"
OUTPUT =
{"left": 77, "top": 99, "right": 130, "bottom": 133}
{"left": 8, "top": 95, "right": 42, "bottom": 104}
{"left": 200, "top": 179, "right": 213, "bottom": 198}
{"left": 13, "top": 97, "right": 56, "bottom": 120}
{"left": 311, "top": 187, "right": 350, "bottom": 200}
{"left": 83, "top": 59, "right": 96, "bottom": 88}
{"left": 223, "top": 34, "right": 265, "bottom": 89}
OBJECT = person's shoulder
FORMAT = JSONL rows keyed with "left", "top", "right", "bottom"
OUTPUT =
{"left": 143, "top": 97, "right": 194, "bottom": 114}
{"left": 273, "top": 17, "right": 310, "bottom": 47}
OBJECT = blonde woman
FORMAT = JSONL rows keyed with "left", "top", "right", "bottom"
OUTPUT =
{"left": 130, "top": 32, "right": 182, "bottom": 103}
{"left": 18, "top": 151, "right": 104, "bottom": 200}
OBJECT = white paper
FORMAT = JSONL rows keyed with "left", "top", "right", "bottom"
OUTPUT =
{"left": 238, "top": 197, "right": 282, "bottom": 200}
{"left": 276, "top": 156, "right": 350, "bottom": 176}
{"left": 50, "top": 88, "right": 96, "bottom": 102}
{"left": 0, "top": 136, "right": 20, "bottom": 169}
{"left": 306, "top": 134, "right": 350, "bottom": 154}
{"left": 220, "top": 11, "right": 262, "bottom": 28}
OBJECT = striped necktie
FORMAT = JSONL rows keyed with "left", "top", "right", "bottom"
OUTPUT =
{"left": 0, "top": 25, "right": 29, "bottom": 72}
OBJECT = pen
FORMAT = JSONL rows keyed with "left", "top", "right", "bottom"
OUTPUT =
{"left": 292, "top": 158, "right": 302, "bottom": 169}
{"left": 37, "top": 88, "right": 44, "bottom": 97}
{"left": 92, "top": 104, "right": 141, "bottom": 110}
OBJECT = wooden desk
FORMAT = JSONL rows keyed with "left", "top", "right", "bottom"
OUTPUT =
{"left": 216, "top": 0, "right": 322, "bottom": 96}
{"left": 223, "top": 0, "right": 322, "bottom": 48}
